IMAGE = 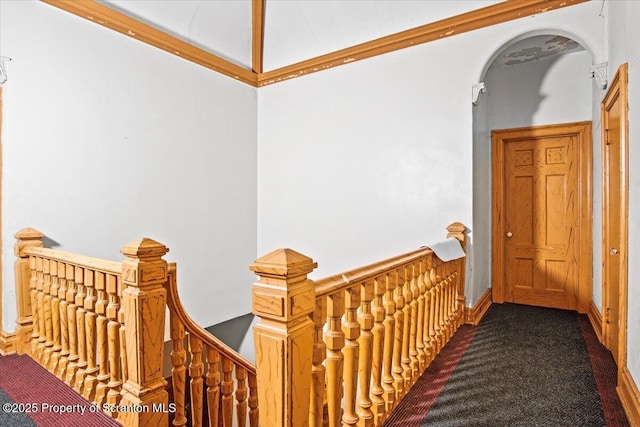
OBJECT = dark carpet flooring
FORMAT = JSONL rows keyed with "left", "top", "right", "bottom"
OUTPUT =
{"left": 385, "top": 303, "right": 629, "bottom": 427}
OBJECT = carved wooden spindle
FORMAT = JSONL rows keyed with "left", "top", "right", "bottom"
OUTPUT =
{"left": 381, "top": 273, "right": 396, "bottom": 413}
{"left": 370, "top": 276, "right": 386, "bottom": 424}
{"left": 401, "top": 265, "right": 413, "bottom": 388}
{"left": 357, "top": 280, "right": 374, "bottom": 427}
{"left": 118, "top": 238, "right": 169, "bottom": 427}
{"left": 105, "top": 273, "right": 122, "bottom": 416}
{"left": 14, "top": 228, "right": 44, "bottom": 355}
{"left": 49, "top": 261, "right": 62, "bottom": 374}
{"left": 391, "top": 269, "right": 405, "bottom": 400}
{"left": 310, "top": 297, "right": 327, "bottom": 427}
{"left": 42, "top": 258, "right": 54, "bottom": 369}
{"left": 117, "top": 275, "right": 128, "bottom": 388}
{"left": 168, "top": 313, "right": 186, "bottom": 427}
{"left": 415, "top": 259, "right": 427, "bottom": 372}
{"left": 250, "top": 249, "right": 316, "bottom": 427}
{"left": 427, "top": 267, "right": 437, "bottom": 361}
{"left": 205, "top": 347, "right": 220, "bottom": 427}
{"left": 325, "top": 290, "right": 345, "bottom": 427}
{"left": 189, "top": 335, "right": 204, "bottom": 427}
{"left": 65, "top": 262, "right": 79, "bottom": 386}
{"left": 408, "top": 263, "right": 420, "bottom": 379}
{"left": 342, "top": 285, "right": 360, "bottom": 427}
{"left": 236, "top": 366, "right": 248, "bottom": 427}
{"left": 35, "top": 256, "right": 46, "bottom": 363}
{"left": 221, "top": 356, "right": 234, "bottom": 427}
{"left": 29, "top": 256, "right": 40, "bottom": 357}
{"left": 74, "top": 266, "right": 88, "bottom": 393}
{"left": 57, "top": 262, "right": 70, "bottom": 379}
{"left": 248, "top": 373, "right": 259, "bottom": 427}
{"left": 431, "top": 267, "right": 442, "bottom": 353}
{"left": 94, "top": 271, "right": 110, "bottom": 407}
{"left": 83, "top": 268, "right": 99, "bottom": 400}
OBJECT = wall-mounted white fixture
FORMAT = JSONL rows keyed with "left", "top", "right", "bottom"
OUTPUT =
{"left": 0, "top": 56, "right": 11, "bottom": 85}
{"left": 472, "top": 82, "right": 486, "bottom": 105}
{"left": 590, "top": 62, "right": 607, "bottom": 90}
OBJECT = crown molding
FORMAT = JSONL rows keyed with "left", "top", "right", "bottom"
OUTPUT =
{"left": 257, "top": 0, "right": 588, "bottom": 86}
{"left": 41, "top": 0, "right": 257, "bottom": 87}
{"left": 41, "top": 0, "right": 587, "bottom": 88}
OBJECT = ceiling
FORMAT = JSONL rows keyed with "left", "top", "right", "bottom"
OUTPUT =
{"left": 47, "top": 0, "right": 588, "bottom": 86}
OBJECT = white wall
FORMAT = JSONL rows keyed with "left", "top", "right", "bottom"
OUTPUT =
{"left": 472, "top": 50, "right": 595, "bottom": 306}
{"left": 257, "top": 2, "right": 605, "bottom": 309}
{"left": 0, "top": 1, "right": 257, "bottom": 330}
{"left": 606, "top": 0, "right": 640, "bottom": 386}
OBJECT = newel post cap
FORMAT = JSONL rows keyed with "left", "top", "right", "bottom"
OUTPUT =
{"left": 250, "top": 248, "right": 317, "bottom": 278}
{"left": 120, "top": 238, "right": 169, "bottom": 260}
{"left": 14, "top": 228, "right": 44, "bottom": 257}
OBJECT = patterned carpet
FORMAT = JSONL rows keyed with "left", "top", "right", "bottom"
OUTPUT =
{"left": 384, "top": 303, "right": 629, "bottom": 427}
{"left": 0, "top": 353, "right": 122, "bottom": 427}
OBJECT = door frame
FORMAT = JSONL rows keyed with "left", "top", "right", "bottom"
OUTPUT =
{"left": 491, "top": 121, "right": 593, "bottom": 313}
{"left": 601, "top": 63, "right": 629, "bottom": 376}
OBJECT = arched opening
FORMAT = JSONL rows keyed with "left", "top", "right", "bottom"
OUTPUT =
{"left": 471, "top": 32, "right": 601, "bottom": 310}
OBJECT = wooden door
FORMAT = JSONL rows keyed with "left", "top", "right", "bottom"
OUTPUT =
{"left": 492, "top": 122, "right": 592, "bottom": 313}
{"left": 602, "top": 63, "right": 629, "bottom": 373}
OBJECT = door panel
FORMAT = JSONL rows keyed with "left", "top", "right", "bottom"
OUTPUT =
{"left": 492, "top": 122, "right": 592, "bottom": 313}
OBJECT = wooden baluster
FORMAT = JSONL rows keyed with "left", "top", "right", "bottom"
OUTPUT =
{"left": 401, "top": 266, "right": 412, "bottom": 390}
{"left": 442, "top": 263, "right": 452, "bottom": 344}
{"left": 49, "top": 261, "right": 62, "bottom": 374}
{"left": 35, "top": 256, "right": 46, "bottom": 363}
{"left": 325, "top": 291, "right": 345, "bottom": 427}
{"left": 381, "top": 273, "right": 396, "bottom": 414}
{"left": 427, "top": 267, "right": 438, "bottom": 359}
{"left": 205, "top": 348, "right": 220, "bottom": 427}
{"left": 65, "top": 262, "right": 79, "bottom": 386}
{"left": 236, "top": 366, "right": 248, "bottom": 427}
{"left": 74, "top": 266, "right": 88, "bottom": 393}
{"left": 190, "top": 335, "right": 204, "bottom": 427}
{"left": 117, "top": 275, "right": 128, "bottom": 389}
{"left": 169, "top": 313, "right": 187, "bottom": 427}
{"left": 29, "top": 256, "right": 40, "bottom": 357}
{"left": 370, "top": 276, "right": 386, "bottom": 424}
{"left": 408, "top": 263, "right": 420, "bottom": 380}
{"left": 248, "top": 373, "right": 259, "bottom": 427}
{"left": 105, "top": 273, "right": 122, "bottom": 417}
{"left": 310, "top": 297, "right": 327, "bottom": 427}
{"left": 42, "top": 259, "right": 55, "bottom": 370}
{"left": 251, "top": 249, "right": 316, "bottom": 427}
{"left": 221, "top": 356, "right": 234, "bottom": 427}
{"left": 447, "top": 223, "right": 467, "bottom": 328}
{"left": 118, "top": 239, "right": 169, "bottom": 427}
{"left": 94, "top": 271, "right": 110, "bottom": 407}
{"left": 435, "top": 264, "right": 445, "bottom": 351}
{"left": 14, "top": 228, "right": 44, "bottom": 355}
{"left": 342, "top": 285, "right": 360, "bottom": 427}
{"left": 83, "top": 268, "right": 98, "bottom": 400}
{"left": 415, "top": 259, "right": 427, "bottom": 372}
{"left": 357, "top": 280, "right": 374, "bottom": 427}
{"left": 421, "top": 257, "right": 433, "bottom": 366}
{"left": 57, "top": 262, "right": 69, "bottom": 379}
{"left": 391, "top": 269, "right": 405, "bottom": 401}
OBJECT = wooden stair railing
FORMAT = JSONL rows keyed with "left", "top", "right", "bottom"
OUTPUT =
{"left": 13, "top": 229, "right": 171, "bottom": 426}
{"left": 164, "top": 263, "right": 259, "bottom": 427}
{"left": 251, "top": 222, "right": 467, "bottom": 427}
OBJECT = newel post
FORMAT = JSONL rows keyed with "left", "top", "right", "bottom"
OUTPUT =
{"left": 446, "top": 222, "right": 468, "bottom": 327}
{"left": 14, "top": 228, "right": 44, "bottom": 355}
{"left": 118, "top": 238, "right": 169, "bottom": 427}
{"left": 251, "top": 249, "right": 317, "bottom": 427}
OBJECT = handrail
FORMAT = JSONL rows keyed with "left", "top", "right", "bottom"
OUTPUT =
{"left": 24, "top": 246, "right": 121, "bottom": 274}
{"left": 165, "top": 263, "right": 256, "bottom": 373}
{"left": 315, "top": 246, "right": 433, "bottom": 297}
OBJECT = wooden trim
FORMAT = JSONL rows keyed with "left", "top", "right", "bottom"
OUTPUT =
{"left": 618, "top": 367, "right": 640, "bottom": 427}
{"left": 41, "top": 0, "right": 257, "bottom": 86}
{"left": 465, "top": 288, "right": 492, "bottom": 325}
{"left": 492, "top": 122, "right": 593, "bottom": 313}
{"left": 601, "top": 63, "right": 629, "bottom": 380}
{"left": 587, "top": 300, "right": 603, "bottom": 343}
{"left": 0, "top": 330, "right": 16, "bottom": 356}
{"left": 252, "top": 0, "right": 265, "bottom": 74}
{"left": 257, "top": 0, "right": 588, "bottom": 86}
